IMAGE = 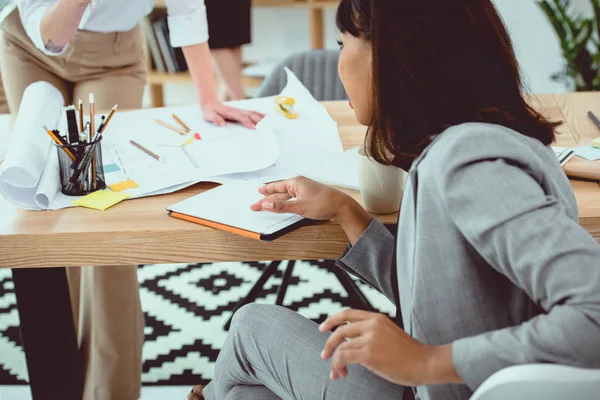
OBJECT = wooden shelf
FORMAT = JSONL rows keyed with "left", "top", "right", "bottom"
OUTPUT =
{"left": 147, "top": 71, "right": 265, "bottom": 88}
{"left": 147, "top": 0, "right": 340, "bottom": 107}
{"left": 154, "top": 0, "right": 339, "bottom": 9}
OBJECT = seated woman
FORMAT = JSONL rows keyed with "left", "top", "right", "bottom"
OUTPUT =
{"left": 190, "top": 0, "right": 600, "bottom": 398}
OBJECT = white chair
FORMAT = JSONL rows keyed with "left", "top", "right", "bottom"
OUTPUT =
{"left": 470, "top": 364, "right": 600, "bottom": 400}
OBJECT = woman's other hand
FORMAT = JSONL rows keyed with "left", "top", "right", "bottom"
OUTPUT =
{"left": 202, "top": 102, "right": 265, "bottom": 129}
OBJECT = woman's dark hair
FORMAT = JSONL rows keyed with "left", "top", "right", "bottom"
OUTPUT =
{"left": 336, "top": 0, "right": 560, "bottom": 168}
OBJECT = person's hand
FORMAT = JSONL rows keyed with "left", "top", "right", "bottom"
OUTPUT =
{"left": 319, "top": 310, "right": 461, "bottom": 387}
{"left": 202, "top": 102, "right": 265, "bottom": 129}
{"left": 250, "top": 177, "right": 353, "bottom": 222}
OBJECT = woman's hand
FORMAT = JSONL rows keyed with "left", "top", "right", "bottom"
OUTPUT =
{"left": 319, "top": 309, "right": 462, "bottom": 387}
{"left": 250, "top": 177, "right": 352, "bottom": 221}
{"left": 251, "top": 177, "right": 373, "bottom": 244}
{"left": 202, "top": 102, "right": 265, "bottom": 129}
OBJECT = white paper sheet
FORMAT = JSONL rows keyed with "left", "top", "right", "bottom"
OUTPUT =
{"left": 552, "top": 146, "right": 576, "bottom": 166}
{"left": 0, "top": 82, "right": 64, "bottom": 210}
{"left": 573, "top": 145, "right": 600, "bottom": 161}
{"left": 167, "top": 180, "right": 303, "bottom": 236}
{"left": 299, "top": 147, "right": 360, "bottom": 190}
{"left": 231, "top": 68, "right": 344, "bottom": 182}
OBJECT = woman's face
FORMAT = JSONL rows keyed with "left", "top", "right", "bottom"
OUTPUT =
{"left": 337, "top": 32, "right": 373, "bottom": 125}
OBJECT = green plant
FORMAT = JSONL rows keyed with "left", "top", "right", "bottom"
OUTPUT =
{"left": 537, "top": 0, "right": 600, "bottom": 91}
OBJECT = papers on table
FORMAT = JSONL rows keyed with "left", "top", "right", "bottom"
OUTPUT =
{"left": 300, "top": 147, "right": 360, "bottom": 190}
{"left": 0, "top": 68, "right": 351, "bottom": 211}
{"left": 573, "top": 145, "right": 600, "bottom": 161}
{"left": 552, "top": 146, "right": 576, "bottom": 166}
{"left": 553, "top": 145, "right": 600, "bottom": 164}
{"left": 230, "top": 67, "right": 344, "bottom": 183}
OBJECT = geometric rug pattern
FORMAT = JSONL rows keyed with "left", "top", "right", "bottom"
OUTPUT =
{"left": 0, "top": 261, "right": 394, "bottom": 386}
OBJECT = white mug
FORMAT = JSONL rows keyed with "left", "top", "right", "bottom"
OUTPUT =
{"left": 357, "top": 147, "right": 406, "bottom": 214}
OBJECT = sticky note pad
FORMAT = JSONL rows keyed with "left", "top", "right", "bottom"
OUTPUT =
{"left": 109, "top": 180, "right": 139, "bottom": 192}
{"left": 103, "top": 163, "right": 121, "bottom": 173}
{"left": 592, "top": 137, "right": 600, "bottom": 149}
{"left": 73, "top": 190, "right": 131, "bottom": 211}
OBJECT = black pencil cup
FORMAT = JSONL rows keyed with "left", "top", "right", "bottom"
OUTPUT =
{"left": 55, "top": 137, "right": 106, "bottom": 196}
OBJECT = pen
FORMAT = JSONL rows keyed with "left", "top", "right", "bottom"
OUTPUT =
{"left": 156, "top": 119, "right": 188, "bottom": 135}
{"left": 130, "top": 140, "right": 160, "bottom": 160}
{"left": 98, "top": 104, "right": 118, "bottom": 135}
{"left": 172, "top": 114, "right": 191, "bottom": 133}
{"left": 589, "top": 111, "right": 600, "bottom": 132}
{"left": 78, "top": 99, "right": 84, "bottom": 134}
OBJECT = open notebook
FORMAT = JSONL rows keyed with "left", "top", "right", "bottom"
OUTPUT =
{"left": 166, "top": 181, "right": 305, "bottom": 241}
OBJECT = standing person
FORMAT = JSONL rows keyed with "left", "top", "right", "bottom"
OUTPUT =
{"left": 0, "top": 1, "right": 264, "bottom": 400}
{"left": 189, "top": 0, "right": 600, "bottom": 399}
{"left": 205, "top": 0, "right": 251, "bottom": 101}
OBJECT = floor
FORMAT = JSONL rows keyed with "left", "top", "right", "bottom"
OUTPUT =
{"left": 0, "top": 261, "right": 394, "bottom": 398}
{"left": 0, "top": 385, "right": 191, "bottom": 400}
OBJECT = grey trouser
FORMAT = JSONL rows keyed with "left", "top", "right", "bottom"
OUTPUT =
{"left": 204, "top": 303, "right": 405, "bottom": 399}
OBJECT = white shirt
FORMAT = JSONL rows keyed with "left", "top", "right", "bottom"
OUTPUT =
{"left": 16, "top": 0, "right": 208, "bottom": 56}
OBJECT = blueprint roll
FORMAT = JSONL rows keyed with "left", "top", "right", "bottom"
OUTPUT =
{"left": 0, "top": 81, "right": 64, "bottom": 210}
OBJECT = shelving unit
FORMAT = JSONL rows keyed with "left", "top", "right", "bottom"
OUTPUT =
{"left": 148, "top": 0, "right": 339, "bottom": 107}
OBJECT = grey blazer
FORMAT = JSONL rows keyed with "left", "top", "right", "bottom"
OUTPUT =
{"left": 337, "top": 123, "right": 600, "bottom": 400}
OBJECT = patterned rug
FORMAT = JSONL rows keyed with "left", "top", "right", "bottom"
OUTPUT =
{"left": 0, "top": 261, "right": 394, "bottom": 386}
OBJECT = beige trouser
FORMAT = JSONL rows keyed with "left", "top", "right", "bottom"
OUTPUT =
{"left": 0, "top": 10, "right": 146, "bottom": 400}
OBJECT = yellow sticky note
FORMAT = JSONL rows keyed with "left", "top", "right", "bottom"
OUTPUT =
{"left": 73, "top": 190, "right": 131, "bottom": 211}
{"left": 592, "top": 137, "right": 600, "bottom": 149}
{"left": 108, "top": 180, "right": 139, "bottom": 192}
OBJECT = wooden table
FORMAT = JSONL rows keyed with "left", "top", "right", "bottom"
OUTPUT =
{"left": 1, "top": 94, "right": 600, "bottom": 399}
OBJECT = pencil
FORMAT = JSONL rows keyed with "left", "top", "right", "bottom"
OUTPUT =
{"left": 589, "top": 111, "right": 600, "bottom": 132}
{"left": 172, "top": 114, "right": 191, "bottom": 133}
{"left": 78, "top": 99, "right": 83, "bottom": 133}
{"left": 130, "top": 140, "right": 160, "bottom": 160}
{"left": 44, "top": 127, "right": 76, "bottom": 161}
{"left": 98, "top": 104, "right": 118, "bottom": 135}
{"left": 156, "top": 119, "right": 188, "bottom": 135}
{"left": 89, "top": 93, "right": 96, "bottom": 140}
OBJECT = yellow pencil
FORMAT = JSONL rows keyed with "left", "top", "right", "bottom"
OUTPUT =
{"left": 172, "top": 114, "right": 191, "bottom": 133}
{"left": 98, "top": 104, "right": 118, "bottom": 135}
{"left": 44, "top": 128, "right": 76, "bottom": 161}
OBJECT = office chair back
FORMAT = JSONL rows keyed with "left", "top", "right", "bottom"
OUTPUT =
{"left": 257, "top": 49, "right": 348, "bottom": 101}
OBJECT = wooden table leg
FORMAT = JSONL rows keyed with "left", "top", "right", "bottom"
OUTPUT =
{"left": 149, "top": 83, "right": 165, "bottom": 108}
{"left": 12, "top": 268, "right": 83, "bottom": 400}
{"left": 310, "top": 8, "right": 325, "bottom": 49}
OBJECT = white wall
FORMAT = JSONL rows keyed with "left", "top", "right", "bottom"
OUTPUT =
{"left": 244, "top": 0, "right": 594, "bottom": 94}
